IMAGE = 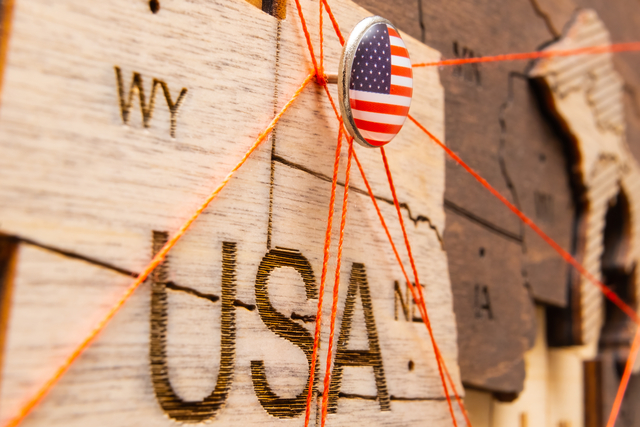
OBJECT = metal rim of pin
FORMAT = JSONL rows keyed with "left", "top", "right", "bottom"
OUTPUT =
{"left": 338, "top": 15, "right": 402, "bottom": 149}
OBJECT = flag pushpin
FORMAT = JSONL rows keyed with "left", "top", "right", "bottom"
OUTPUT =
{"left": 336, "top": 16, "right": 413, "bottom": 148}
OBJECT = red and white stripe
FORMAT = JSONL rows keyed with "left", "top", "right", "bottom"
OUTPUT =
{"left": 349, "top": 25, "right": 413, "bottom": 147}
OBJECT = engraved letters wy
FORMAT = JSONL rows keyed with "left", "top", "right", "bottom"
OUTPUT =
{"left": 115, "top": 66, "right": 187, "bottom": 138}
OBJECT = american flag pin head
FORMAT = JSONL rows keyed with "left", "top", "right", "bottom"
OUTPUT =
{"left": 337, "top": 16, "right": 413, "bottom": 148}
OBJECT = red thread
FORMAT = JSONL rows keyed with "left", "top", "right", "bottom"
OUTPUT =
{"left": 320, "top": 137, "right": 354, "bottom": 426}
{"left": 3, "top": 72, "right": 315, "bottom": 427}
{"left": 606, "top": 326, "right": 640, "bottom": 427}
{"left": 292, "top": 0, "right": 323, "bottom": 84}
{"left": 320, "top": 0, "right": 345, "bottom": 46}
{"left": 319, "top": 0, "right": 324, "bottom": 75}
{"left": 407, "top": 114, "right": 640, "bottom": 326}
{"left": 413, "top": 42, "right": 640, "bottom": 68}
{"left": 354, "top": 150, "right": 470, "bottom": 426}
{"left": 304, "top": 125, "right": 345, "bottom": 427}
{"left": 354, "top": 152, "right": 471, "bottom": 426}
{"left": 380, "top": 148, "right": 460, "bottom": 427}
{"left": 317, "top": 10, "right": 466, "bottom": 417}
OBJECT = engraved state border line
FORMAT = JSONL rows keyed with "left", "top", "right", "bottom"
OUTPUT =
{"left": 329, "top": 391, "right": 457, "bottom": 402}
{"left": 443, "top": 200, "right": 523, "bottom": 243}
{"left": 1, "top": 233, "right": 138, "bottom": 277}
{"left": 272, "top": 154, "right": 444, "bottom": 245}
{"left": 1, "top": 232, "right": 256, "bottom": 311}
{"left": 274, "top": 153, "right": 523, "bottom": 245}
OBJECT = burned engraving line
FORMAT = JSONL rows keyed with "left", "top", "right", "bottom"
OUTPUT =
{"left": 3, "top": 232, "right": 139, "bottom": 278}
{"left": 233, "top": 299, "right": 257, "bottom": 311}
{"left": 291, "top": 311, "right": 316, "bottom": 322}
{"left": 416, "top": 0, "right": 426, "bottom": 43}
{"left": 443, "top": 200, "right": 523, "bottom": 243}
{"left": 4, "top": 232, "right": 256, "bottom": 310}
{"left": 311, "top": 384, "right": 456, "bottom": 402}
{"left": 267, "top": 20, "right": 283, "bottom": 251}
{"left": 272, "top": 154, "right": 444, "bottom": 245}
{"left": 527, "top": 0, "right": 561, "bottom": 38}
{"left": 165, "top": 281, "right": 219, "bottom": 303}
{"left": 332, "top": 392, "right": 452, "bottom": 402}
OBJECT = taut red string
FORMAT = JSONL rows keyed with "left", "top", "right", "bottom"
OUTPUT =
{"left": 380, "top": 148, "right": 461, "bottom": 427}
{"left": 304, "top": 125, "right": 345, "bottom": 427}
{"left": 319, "top": 0, "right": 324, "bottom": 75}
{"left": 407, "top": 114, "right": 640, "bottom": 326}
{"left": 315, "top": 7, "right": 467, "bottom": 424}
{"left": 3, "top": 72, "right": 315, "bottom": 427}
{"left": 606, "top": 326, "right": 640, "bottom": 427}
{"left": 407, "top": 113, "right": 640, "bottom": 427}
{"left": 321, "top": 137, "right": 354, "bottom": 427}
{"left": 320, "top": 0, "right": 345, "bottom": 46}
{"left": 353, "top": 152, "right": 470, "bottom": 421}
{"left": 413, "top": 42, "right": 640, "bottom": 68}
{"left": 292, "top": 0, "right": 322, "bottom": 84}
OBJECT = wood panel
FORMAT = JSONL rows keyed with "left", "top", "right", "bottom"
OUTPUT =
{"left": 0, "top": 0, "right": 464, "bottom": 425}
{"left": 2, "top": 0, "right": 639, "bottom": 421}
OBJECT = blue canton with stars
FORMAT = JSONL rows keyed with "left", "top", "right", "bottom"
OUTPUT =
{"left": 350, "top": 23, "right": 391, "bottom": 94}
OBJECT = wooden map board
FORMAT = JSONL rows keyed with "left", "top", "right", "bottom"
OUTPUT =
{"left": 0, "top": 0, "right": 466, "bottom": 425}
{"left": 353, "top": 0, "right": 640, "bottom": 401}
{"left": 3, "top": 0, "right": 640, "bottom": 425}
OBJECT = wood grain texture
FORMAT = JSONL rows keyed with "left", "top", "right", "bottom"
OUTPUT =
{"left": 0, "top": 0, "right": 464, "bottom": 425}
